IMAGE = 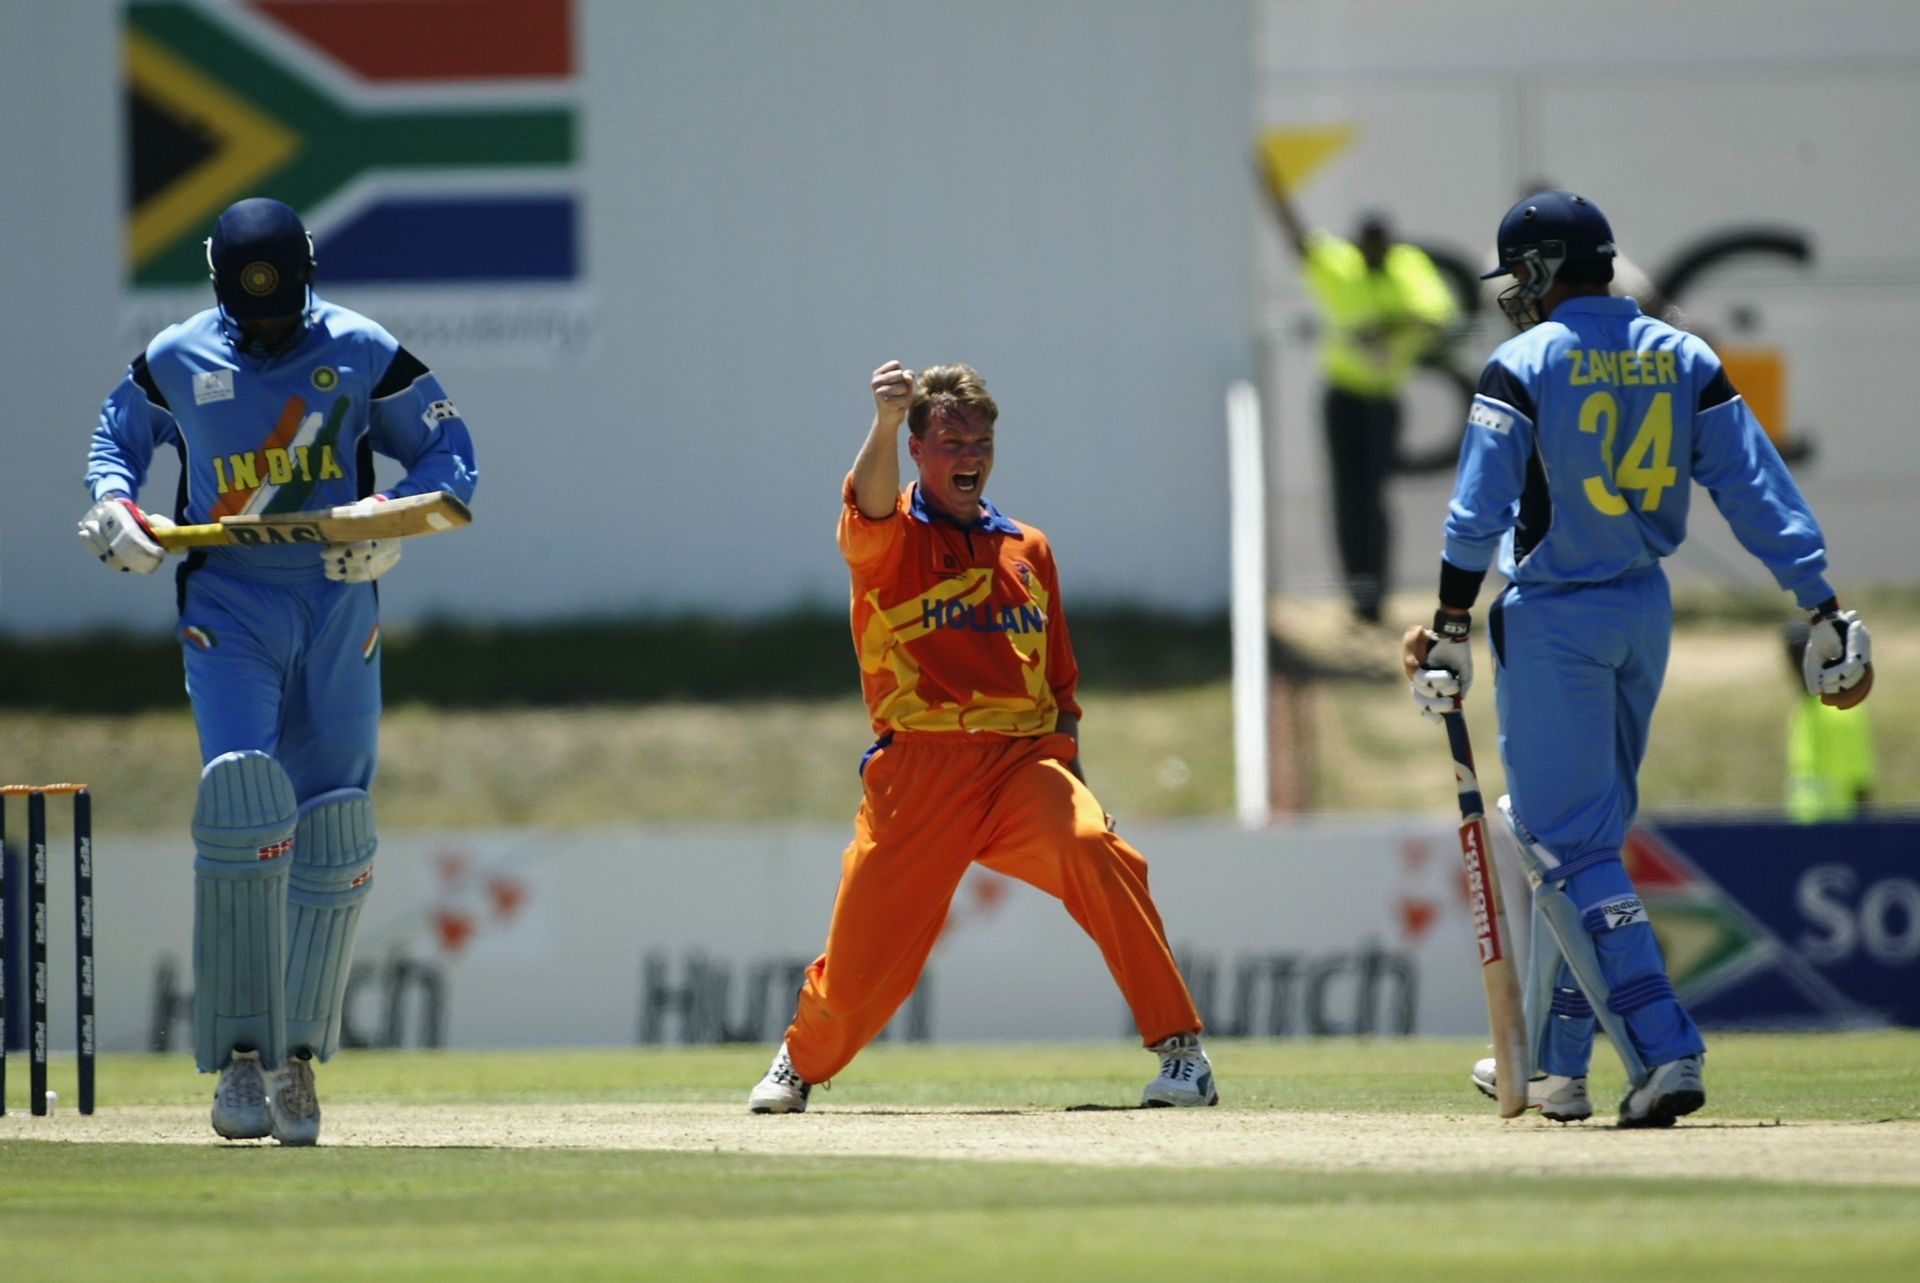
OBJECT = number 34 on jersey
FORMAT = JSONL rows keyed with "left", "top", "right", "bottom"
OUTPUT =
{"left": 1570, "top": 347, "right": 1681, "bottom": 517}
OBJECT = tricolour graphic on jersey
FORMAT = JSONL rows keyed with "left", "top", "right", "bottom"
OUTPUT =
{"left": 206, "top": 394, "right": 349, "bottom": 517}
{"left": 124, "top": 0, "right": 577, "bottom": 289}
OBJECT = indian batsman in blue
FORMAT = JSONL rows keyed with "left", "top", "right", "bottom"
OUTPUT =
{"left": 78, "top": 198, "right": 478, "bottom": 1145}
{"left": 1402, "top": 191, "right": 1872, "bottom": 1128}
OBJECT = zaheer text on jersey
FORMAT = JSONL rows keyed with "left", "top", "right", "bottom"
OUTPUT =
{"left": 1443, "top": 296, "right": 1834, "bottom": 610}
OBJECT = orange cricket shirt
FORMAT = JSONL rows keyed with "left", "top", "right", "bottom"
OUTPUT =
{"left": 838, "top": 476, "right": 1082, "bottom": 739}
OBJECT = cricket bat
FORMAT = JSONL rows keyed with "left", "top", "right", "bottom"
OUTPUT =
{"left": 1442, "top": 706, "right": 1529, "bottom": 1119}
{"left": 154, "top": 491, "right": 472, "bottom": 552}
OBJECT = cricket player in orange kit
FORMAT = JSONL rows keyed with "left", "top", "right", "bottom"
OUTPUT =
{"left": 748, "top": 360, "right": 1217, "bottom": 1113}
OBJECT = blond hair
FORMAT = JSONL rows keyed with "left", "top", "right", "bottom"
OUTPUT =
{"left": 907, "top": 364, "right": 998, "bottom": 438}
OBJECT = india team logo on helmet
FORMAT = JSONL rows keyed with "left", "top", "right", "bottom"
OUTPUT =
{"left": 241, "top": 261, "right": 280, "bottom": 297}
{"left": 205, "top": 197, "right": 315, "bottom": 321}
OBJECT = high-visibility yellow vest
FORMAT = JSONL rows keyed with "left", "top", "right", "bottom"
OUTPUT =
{"left": 1302, "top": 232, "right": 1457, "bottom": 398}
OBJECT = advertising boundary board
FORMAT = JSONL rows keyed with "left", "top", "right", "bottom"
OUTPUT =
{"left": 4, "top": 816, "right": 1910, "bottom": 1054}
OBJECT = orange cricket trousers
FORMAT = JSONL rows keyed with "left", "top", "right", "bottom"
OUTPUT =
{"left": 783, "top": 729, "right": 1203, "bottom": 1084}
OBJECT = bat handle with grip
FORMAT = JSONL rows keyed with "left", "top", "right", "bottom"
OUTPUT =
{"left": 151, "top": 523, "right": 229, "bottom": 552}
{"left": 1442, "top": 700, "right": 1484, "bottom": 821}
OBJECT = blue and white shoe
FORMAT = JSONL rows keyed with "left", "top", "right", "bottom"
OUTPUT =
{"left": 748, "top": 1042, "right": 812, "bottom": 1114}
{"left": 211, "top": 1049, "right": 273, "bottom": 1140}
{"left": 1618, "top": 1054, "right": 1705, "bottom": 1129}
{"left": 1142, "top": 1032, "right": 1218, "bottom": 1107}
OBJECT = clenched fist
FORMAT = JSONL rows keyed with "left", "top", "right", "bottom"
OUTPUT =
{"left": 871, "top": 360, "right": 915, "bottom": 428}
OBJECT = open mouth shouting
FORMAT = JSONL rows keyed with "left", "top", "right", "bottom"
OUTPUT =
{"left": 910, "top": 402, "right": 995, "bottom": 523}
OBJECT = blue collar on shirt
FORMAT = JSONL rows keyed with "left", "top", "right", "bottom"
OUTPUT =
{"left": 1550, "top": 295, "right": 1642, "bottom": 320}
{"left": 908, "top": 484, "right": 1021, "bottom": 535}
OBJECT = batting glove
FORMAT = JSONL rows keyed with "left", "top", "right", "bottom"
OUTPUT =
{"left": 77, "top": 495, "right": 173, "bottom": 574}
{"left": 1408, "top": 611, "right": 1473, "bottom": 723}
{"left": 322, "top": 495, "right": 402, "bottom": 583}
{"left": 1802, "top": 606, "right": 1872, "bottom": 707}
{"left": 322, "top": 539, "right": 402, "bottom": 583}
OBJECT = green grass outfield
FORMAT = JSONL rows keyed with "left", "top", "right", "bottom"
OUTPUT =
{"left": 3, "top": 1032, "right": 1916, "bottom": 1282}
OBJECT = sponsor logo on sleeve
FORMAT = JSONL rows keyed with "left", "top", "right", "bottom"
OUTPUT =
{"left": 1468, "top": 399, "right": 1513, "bottom": 434}
{"left": 422, "top": 399, "right": 460, "bottom": 430}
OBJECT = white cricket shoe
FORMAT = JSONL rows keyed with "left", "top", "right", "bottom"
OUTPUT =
{"left": 1471, "top": 1058, "right": 1593, "bottom": 1123}
{"left": 1618, "top": 1053, "right": 1705, "bottom": 1129}
{"left": 748, "top": 1042, "right": 811, "bottom": 1114}
{"left": 1142, "top": 1032, "right": 1219, "bottom": 1107}
{"left": 269, "top": 1051, "right": 322, "bottom": 1146}
{"left": 211, "top": 1049, "right": 273, "bottom": 1140}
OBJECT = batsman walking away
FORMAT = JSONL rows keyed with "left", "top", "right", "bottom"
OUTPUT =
{"left": 748, "top": 360, "right": 1218, "bottom": 1114}
{"left": 76, "top": 197, "right": 479, "bottom": 1145}
{"left": 1403, "top": 190, "right": 1872, "bottom": 1128}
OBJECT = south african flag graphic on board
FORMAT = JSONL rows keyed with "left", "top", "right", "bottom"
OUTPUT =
{"left": 1624, "top": 825, "right": 1879, "bottom": 1028}
{"left": 125, "top": 0, "right": 579, "bottom": 290}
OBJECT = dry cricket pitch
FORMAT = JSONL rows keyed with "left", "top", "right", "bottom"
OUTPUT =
{"left": 7, "top": 1105, "right": 1916, "bottom": 1186}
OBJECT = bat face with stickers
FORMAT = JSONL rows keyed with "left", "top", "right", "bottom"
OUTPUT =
{"left": 152, "top": 490, "right": 471, "bottom": 552}
{"left": 1442, "top": 706, "right": 1529, "bottom": 1119}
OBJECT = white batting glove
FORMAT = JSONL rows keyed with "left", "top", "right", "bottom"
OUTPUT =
{"left": 322, "top": 539, "right": 401, "bottom": 582}
{"left": 322, "top": 495, "right": 402, "bottom": 583}
{"left": 77, "top": 496, "right": 173, "bottom": 574}
{"left": 1406, "top": 613, "right": 1473, "bottom": 723}
{"left": 1802, "top": 608, "right": 1871, "bottom": 700}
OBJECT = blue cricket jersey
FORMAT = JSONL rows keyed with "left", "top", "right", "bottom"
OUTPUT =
{"left": 87, "top": 297, "right": 478, "bottom": 582}
{"left": 1443, "top": 296, "right": 1832, "bottom": 608}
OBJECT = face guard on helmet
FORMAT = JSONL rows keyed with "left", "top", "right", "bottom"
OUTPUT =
{"left": 204, "top": 198, "right": 315, "bottom": 349}
{"left": 1480, "top": 190, "right": 1616, "bottom": 329}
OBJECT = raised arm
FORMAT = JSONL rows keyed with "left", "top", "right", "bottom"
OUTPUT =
{"left": 1255, "top": 150, "right": 1311, "bottom": 260}
{"left": 849, "top": 360, "right": 914, "bottom": 519}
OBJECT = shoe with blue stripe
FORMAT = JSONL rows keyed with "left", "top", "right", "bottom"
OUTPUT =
{"left": 1142, "top": 1032, "right": 1219, "bottom": 1107}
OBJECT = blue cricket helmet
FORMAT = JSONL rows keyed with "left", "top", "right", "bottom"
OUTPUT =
{"left": 205, "top": 198, "right": 314, "bottom": 321}
{"left": 1480, "top": 190, "right": 1616, "bottom": 328}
